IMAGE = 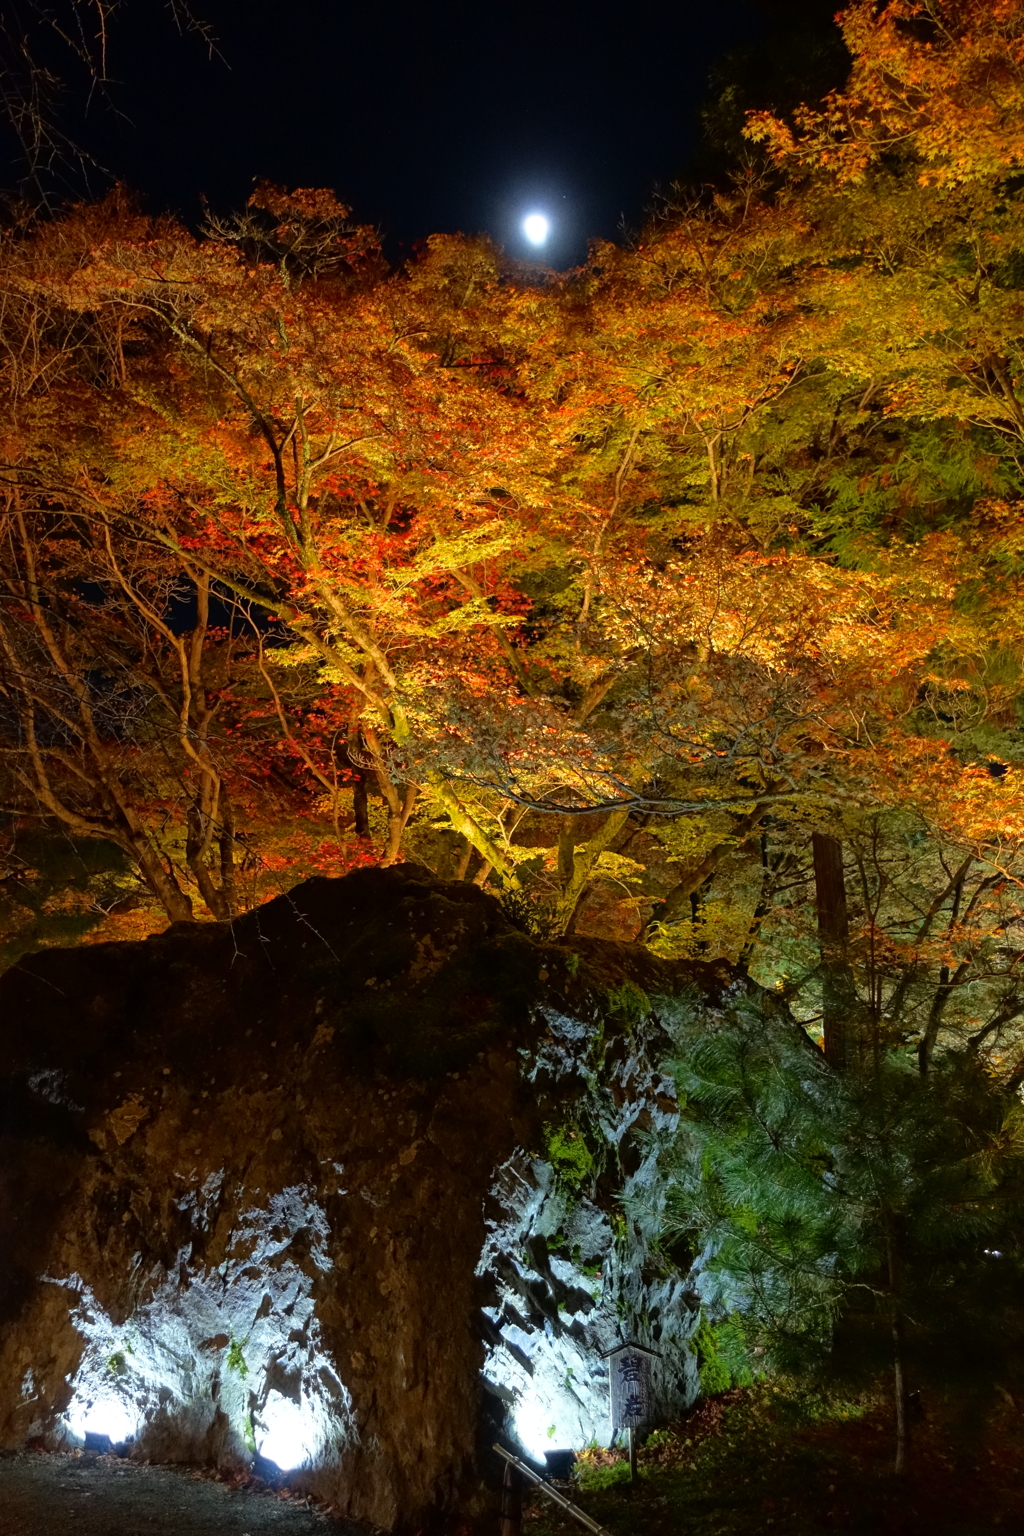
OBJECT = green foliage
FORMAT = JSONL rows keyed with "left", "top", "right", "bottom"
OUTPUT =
{"left": 495, "top": 884, "right": 545, "bottom": 938}
{"left": 226, "top": 1339, "right": 248, "bottom": 1379}
{"left": 662, "top": 997, "right": 1024, "bottom": 1408}
{"left": 606, "top": 980, "right": 649, "bottom": 1028}
{"left": 692, "top": 1315, "right": 755, "bottom": 1396}
{"left": 609, "top": 1210, "right": 629, "bottom": 1243}
{"left": 544, "top": 1121, "right": 594, "bottom": 1189}
{"left": 576, "top": 1457, "right": 635, "bottom": 1491}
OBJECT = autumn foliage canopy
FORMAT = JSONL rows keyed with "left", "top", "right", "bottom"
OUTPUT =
{"left": 4, "top": 0, "right": 1024, "bottom": 1088}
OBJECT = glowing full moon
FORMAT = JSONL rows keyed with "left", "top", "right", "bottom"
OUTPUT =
{"left": 522, "top": 212, "right": 550, "bottom": 246}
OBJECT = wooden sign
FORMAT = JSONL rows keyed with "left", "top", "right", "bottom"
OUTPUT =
{"left": 603, "top": 1342, "right": 658, "bottom": 1431}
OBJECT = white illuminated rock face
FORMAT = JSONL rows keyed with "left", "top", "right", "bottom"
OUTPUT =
{"left": 477, "top": 1006, "right": 699, "bottom": 1461}
{"left": 53, "top": 1184, "right": 353, "bottom": 1471}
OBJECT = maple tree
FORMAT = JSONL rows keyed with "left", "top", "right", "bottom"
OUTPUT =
{"left": 0, "top": 194, "right": 387, "bottom": 920}
{"left": 0, "top": 3, "right": 1023, "bottom": 1110}
{"left": 0, "top": 191, "right": 550, "bottom": 904}
{"left": 0, "top": 478, "right": 381, "bottom": 923}
{"left": 747, "top": 0, "right": 1024, "bottom": 189}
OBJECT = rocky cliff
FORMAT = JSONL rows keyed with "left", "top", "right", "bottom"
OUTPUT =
{"left": 0, "top": 865, "right": 735, "bottom": 1529}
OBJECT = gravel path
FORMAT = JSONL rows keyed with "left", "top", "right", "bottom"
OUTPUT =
{"left": 0, "top": 1452, "right": 356, "bottom": 1536}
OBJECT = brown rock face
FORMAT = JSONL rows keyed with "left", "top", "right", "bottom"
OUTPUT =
{"left": 0, "top": 866, "right": 725, "bottom": 1529}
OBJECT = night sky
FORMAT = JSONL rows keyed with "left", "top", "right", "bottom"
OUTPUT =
{"left": 2, "top": 0, "right": 847, "bottom": 264}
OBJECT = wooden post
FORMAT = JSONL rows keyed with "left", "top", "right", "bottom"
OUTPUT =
{"left": 812, "top": 831, "right": 861, "bottom": 1071}
{"left": 628, "top": 1425, "right": 637, "bottom": 1486}
{"left": 499, "top": 1458, "right": 522, "bottom": 1536}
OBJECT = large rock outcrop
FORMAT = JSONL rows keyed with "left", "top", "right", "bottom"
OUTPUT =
{"left": 0, "top": 865, "right": 735, "bottom": 1529}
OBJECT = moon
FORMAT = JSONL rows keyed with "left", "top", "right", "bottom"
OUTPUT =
{"left": 522, "top": 212, "right": 550, "bottom": 246}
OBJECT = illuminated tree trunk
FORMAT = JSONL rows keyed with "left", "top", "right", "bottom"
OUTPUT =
{"left": 218, "top": 791, "right": 237, "bottom": 919}
{"left": 351, "top": 770, "right": 371, "bottom": 838}
{"left": 125, "top": 831, "right": 195, "bottom": 923}
{"left": 816, "top": 833, "right": 909, "bottom": 1470}
{"left": 884, "top": 1224, "right": 909, "bottom": 1475}
{"left": 811, "top": 832, "right": 865, "bottom": 1072}
{"left": 554, "top": 810, "right": 629, "bottom": 935}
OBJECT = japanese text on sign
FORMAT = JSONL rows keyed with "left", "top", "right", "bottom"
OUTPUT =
{"left": 608, "top": 1346, "right": 652, "bottom": 1430}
